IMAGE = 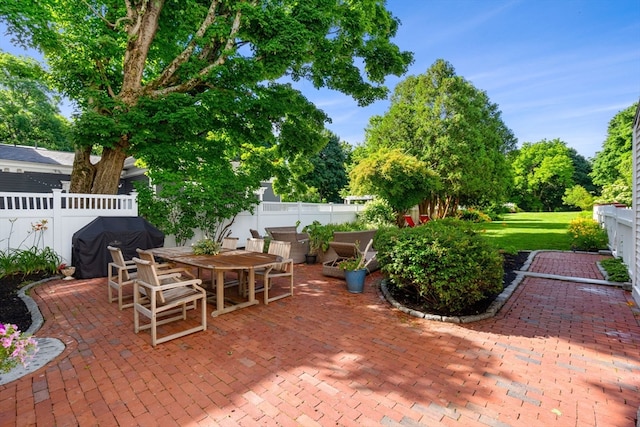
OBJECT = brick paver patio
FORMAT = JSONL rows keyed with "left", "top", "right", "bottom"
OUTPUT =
{"left": 1, "top": 251, "right": 639, "bottom": 426}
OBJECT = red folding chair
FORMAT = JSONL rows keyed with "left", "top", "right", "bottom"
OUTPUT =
{"left": 403, "top": 215, "right": 416, "bottom": 227}
{"left": 419, "top": 214, "right": 431, "bottom": 224}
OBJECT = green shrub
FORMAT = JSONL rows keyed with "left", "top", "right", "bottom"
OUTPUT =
{"left": 600, "top": 258, "right": 630, "bottom": 282}
{"left": 376, "top": 219, "right": 503, "bottom": 316}
{"left": 358, "top": 199, "right": 396, "bottom": 226}
{"left": 457, "top": 208, "right": 492, "bottom": 223}
{"left": 567, "top": 218, "right": 608, "bottom": 251}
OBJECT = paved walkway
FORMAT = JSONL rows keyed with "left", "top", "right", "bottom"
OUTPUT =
{"left": 1, "top": 251, "right": 639, "bottom": 426}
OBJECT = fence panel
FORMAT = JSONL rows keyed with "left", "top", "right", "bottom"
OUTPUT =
{"left": 2, "top": 190, "right": 364, "bottom": 267}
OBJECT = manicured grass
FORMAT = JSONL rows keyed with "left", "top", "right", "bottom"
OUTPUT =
{"left": 478, "top": 211, "right": 588, "bottom": 252}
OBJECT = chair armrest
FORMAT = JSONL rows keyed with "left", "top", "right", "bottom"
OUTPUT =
{"left": 109, "top": 262, "right": 138, "bottom": 272}
{"left": 158, "top": 267, "right": 195, "bottom": 278}
{"left": 155, "top": 272, "right": 184, "bottom": 282}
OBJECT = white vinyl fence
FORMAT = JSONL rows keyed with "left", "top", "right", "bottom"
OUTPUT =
{"left": 0, "top": 190, "right": 364, "bottom": 265}
{"left": 0, "top": 189, "right": 138, "bottom": 265}
{"left": 593, "top": 204, "right": 634, "bottom": 281}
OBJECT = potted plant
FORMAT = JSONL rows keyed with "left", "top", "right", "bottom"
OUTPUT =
{"left": 57, "top": 263, "right": 76, "bottom": 280}
{"left": 302, "top": 221, "right": 333, "bottom": 264}
{"left": 192, "top": 238, "right": 221, "bottom": 255}
{"left": 338, "top": 239, "right": 375, "bottom": 293}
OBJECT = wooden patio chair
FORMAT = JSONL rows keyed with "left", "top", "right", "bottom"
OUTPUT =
{"left": 254, "top": 240, "right": 294, "bottom": 305}
{"left": 237, "top": 238, "right": 265, "bottom": 294}
{"left": 107, "top": 245, "right": 137, "bottom": 310}
{"left": 132, "top": 257, "right": 207, "bottom": 346}
{"left": 222, "top": 237, "right": 239, "bottom": 250}
{"left": 136, "top": 248, "right": 195, "bottom": 279}
{"left": 245, "top": 238, "right": 265, "bottom": 253}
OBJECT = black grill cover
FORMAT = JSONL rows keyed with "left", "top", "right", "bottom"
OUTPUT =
{"left": 72, "top": 216, "right": 164, "bottom": 279}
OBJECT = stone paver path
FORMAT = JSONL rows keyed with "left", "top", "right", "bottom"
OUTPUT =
{"left": 0, "top": 251, "right": 638, "bottom": 426}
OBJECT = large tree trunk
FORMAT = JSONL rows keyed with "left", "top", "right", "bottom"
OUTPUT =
{"left": 70, "top": 141, "right": 129, "bottom": 194}
{"left": 69, "top": 1, "right": 163, "bottom": 194}
{"left": 69, "top": 146, "right": 96, "bottom": 193}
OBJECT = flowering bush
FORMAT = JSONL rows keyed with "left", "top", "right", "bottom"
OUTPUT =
{"left": 0, "top": 323, "right": 38, "bottom": 373}
{"left": 568, "top": 217, "right": 608, "bottom": 251}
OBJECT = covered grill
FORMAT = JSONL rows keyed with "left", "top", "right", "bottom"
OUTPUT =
{"left": 71, "top": 216, "right": 164, "bottom": 279}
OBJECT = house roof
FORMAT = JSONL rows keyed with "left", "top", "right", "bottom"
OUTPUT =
{"left": 0, "top": 144, "right": 141, "bottom": 176}
{"left": 0, "top": 143, "right": 78, "bottom": 166}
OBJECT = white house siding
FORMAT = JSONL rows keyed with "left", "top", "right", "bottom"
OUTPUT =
{"left": 633, "top": 102, "right": 640, "bottom": 306}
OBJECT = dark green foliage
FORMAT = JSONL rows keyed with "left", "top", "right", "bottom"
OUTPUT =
{"left": 568, "top": 148, "right": 596, "bottom": 194}
{"left": 288, "top": 132, "right": 349, "bottom": 203}
{"left": 0, "top": 52, "right": 72, "bottom": 150}
{"left": 599, "top": 257, "right": 630, "bottom": 282}
{"left": 376, "top": 220, "right": 503, "bottom": 316}
{"left": 590, "top": 102, "right": 636, "bottom": 205}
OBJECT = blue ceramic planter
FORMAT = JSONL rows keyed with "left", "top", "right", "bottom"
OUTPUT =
{"left": 344, "top": 268, "right": 366, "bottom": 293}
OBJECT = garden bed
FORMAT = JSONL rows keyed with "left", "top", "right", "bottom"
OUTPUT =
{"left": 385, "top": 251, "right": 530, "bottom": 317}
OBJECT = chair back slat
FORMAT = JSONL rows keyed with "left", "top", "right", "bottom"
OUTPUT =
{"left": 136, "top": 248, "right": 156, "bottom": 263}
{"left": 245, "top": 238, "right": 265, "bottom": 253}
{"left": 222, "top": 237, "right": 239, "bottom": 250}
{"left": 133, "top": 257, "right": 167, "bottom": 303}
{"left": 108, "top": 246, "right": 132, "bottom": 281}
{"left": 267, "top": 240, "right": 291, "bottom": 272}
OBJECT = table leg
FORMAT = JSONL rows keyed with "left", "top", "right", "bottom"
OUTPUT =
{"left": 216, "top": 269, "right": 225, "bottom": 316}
{"left": 248, "top": 268, "right": 255, "bottom": 302}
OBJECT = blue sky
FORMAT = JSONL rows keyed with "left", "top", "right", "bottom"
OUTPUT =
{"left": 293, "top": 0, "right": 640, "bottom": 159}
{"left": 2, "top": 1, "right": 638, "bottom": 159}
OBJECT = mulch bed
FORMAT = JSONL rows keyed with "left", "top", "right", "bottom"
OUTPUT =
{"left": 0, "top": 272, "right": 50, "bottom": 333}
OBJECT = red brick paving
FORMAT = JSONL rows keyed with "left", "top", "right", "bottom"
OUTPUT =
{"left": 1, "top": 251, "right": 639, "bottom": 426}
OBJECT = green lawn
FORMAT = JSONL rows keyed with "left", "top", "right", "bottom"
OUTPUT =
{"left": 478, "top": 211, "right": 588, "bottom": 252}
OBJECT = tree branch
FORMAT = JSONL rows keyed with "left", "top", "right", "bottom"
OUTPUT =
{"left": 81, "top": 0, "right": 116, "bottom": 28}
{"left": 121, "top": 0, "right": 164, "bottom": 101}
{"left": 151, "top": 7, "right": 243, "bottom": 97}
{"left": 151, "top": 0, "right": 221, "bottom": 90}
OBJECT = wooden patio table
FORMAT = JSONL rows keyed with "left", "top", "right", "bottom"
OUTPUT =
{"left": 150, "top": 248, "right": 279, "bottom": 317}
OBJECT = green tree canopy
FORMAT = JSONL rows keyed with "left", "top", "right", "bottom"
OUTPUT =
{"left": 568, "top": 147, "right": 596, "bottom": 194}
{"left": 282, "top": 131, "right": 349, "bottom": 203}
{"left": 361, "top": 59, "right": 516, "bottom": 218}
{"left": 563, "top": 185, "right": 594, "bottom": 211}
{"left": 0, "top": 51, "right": 71, "bottom": 150}
{"left": 0, "top": 0, "right": 413, "bottom": 195}
{"left": 590, "top": 102, "right": 637, "bottom": 205}
{"left": 350, "top": 147, "right": 440, "bottom": 223}
{"left": 510, "top": 139, "right": 575, "bottom": 211}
